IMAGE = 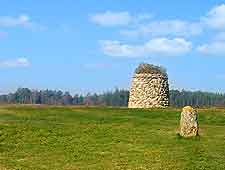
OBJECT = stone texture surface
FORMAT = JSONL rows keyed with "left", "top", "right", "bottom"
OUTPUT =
{"left": 180, "top": 106, "right": 199, "bottom": 137}
{"left": 128, "top": 73, "right": 169, "bottom": 108}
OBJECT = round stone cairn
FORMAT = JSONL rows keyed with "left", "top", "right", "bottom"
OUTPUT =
{"left": 128, "top": 63, "right": 169, "bottom": 108}
{"left": 180, "top": 106, "right": 199, "bottom": 137}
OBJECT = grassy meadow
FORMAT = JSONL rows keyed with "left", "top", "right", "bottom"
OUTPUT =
{"left": 0, "top": 106, "right": 224, "bottom": 170}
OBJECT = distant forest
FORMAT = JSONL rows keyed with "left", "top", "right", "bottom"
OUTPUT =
{"left": 0, "top": 88, "right": 225, "bottom": 107}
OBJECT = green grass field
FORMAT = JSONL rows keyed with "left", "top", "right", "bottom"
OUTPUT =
{"left": 0, "top": 106, "right": 224, "bottom": 170}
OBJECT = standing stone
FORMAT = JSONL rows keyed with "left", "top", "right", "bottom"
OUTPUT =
{"left": 128, "top": 63, "right": 169, "bottom": 108}
{"left": 180, "top": 106, "right": 199, "bottom": 137}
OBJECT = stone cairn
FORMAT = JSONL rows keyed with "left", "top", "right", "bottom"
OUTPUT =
{"left": 180, "top": 106, "right": 199, "bottom": 137}
{"left": 128, "top": 63, "right": 169, "bottom": 108}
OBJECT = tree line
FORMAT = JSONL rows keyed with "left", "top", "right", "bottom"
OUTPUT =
{"left": 169, "top": 90, "right": 225, "bottom": 107}
{"left": 0, "top": 88, "right": 225, "bottom": 107}
{"left": 0, "top": 88, "right": 129, "bottom": 106}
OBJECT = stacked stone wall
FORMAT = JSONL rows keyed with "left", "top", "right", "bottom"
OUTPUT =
{"left": 128, "top": 73, "right": 169, "bottom": 108}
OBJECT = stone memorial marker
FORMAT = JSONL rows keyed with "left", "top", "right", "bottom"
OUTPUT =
{"left": 128, "top": 63, "right": 169, "bottom": 108}
{"left": 180, "top": 106, "right": 199, "bottom": 137}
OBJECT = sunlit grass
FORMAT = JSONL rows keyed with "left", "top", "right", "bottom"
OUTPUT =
{"left": 0, "top": 106, "right": 224, "bottom": 169}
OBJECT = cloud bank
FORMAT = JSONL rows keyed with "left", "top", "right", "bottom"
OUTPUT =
{"left": 91, "top": 4, "right": 225, "bottom": 57}
{"left": 120, "top": 20, "right": 203, "bottom": 37}
{"left": 101, "top": 38, "right": 192, "bottom": 57}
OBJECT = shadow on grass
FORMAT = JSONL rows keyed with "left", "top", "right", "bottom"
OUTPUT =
{"left": 176, "top": 133, "right": 201, "bottom": 141}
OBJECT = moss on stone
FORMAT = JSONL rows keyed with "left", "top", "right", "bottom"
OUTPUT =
{"left": 135, "top": 63, "right": 167, "bottom": 76}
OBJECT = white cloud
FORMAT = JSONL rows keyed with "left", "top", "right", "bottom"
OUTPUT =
{"left": 197, "top": 41, "right": 225, "bottom": 56}
{"left": 0, "top": 14, "right": 45, "bottom": 31}
{"left": 90, "top": 11, "right": 153, "bottom": 26}
{"left": 0, "top": 14, "right": 31, "bottom": 27}
{"left": 121, "top": 20, "right": 203, "bottom": 37}
{"left": 202, "top": 4, "right": 225, "bottom": 29}
{"left": 0, "top": 57, "right": 30, "bottom": 68}
{"left": 100, "top": 38, "right": 192, "bottom": 57}
{"left": 90, "top": 11, "right": 132, "bottom": 26}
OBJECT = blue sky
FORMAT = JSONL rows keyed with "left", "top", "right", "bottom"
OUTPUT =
{"left": 1, "top": 0, "right": 225, "bottom": 94}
